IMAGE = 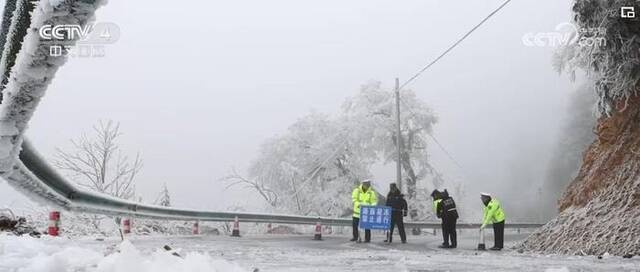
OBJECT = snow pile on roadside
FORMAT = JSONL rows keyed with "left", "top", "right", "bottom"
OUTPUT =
{"left": 0, "top": 234, "right": 246, "bottom": 272}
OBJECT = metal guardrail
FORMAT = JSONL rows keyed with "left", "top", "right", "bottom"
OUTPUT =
{"left": 14, "top": 139, "right": 544, "bottom": 229}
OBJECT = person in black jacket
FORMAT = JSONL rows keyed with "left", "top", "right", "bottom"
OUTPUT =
{"left": 436, "top": 189, "right": 459, "bottom": 248}
{"left": 385, "top": 183, "right": 407, "bottom": 243}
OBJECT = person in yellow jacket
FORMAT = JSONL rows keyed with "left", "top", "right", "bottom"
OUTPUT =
{"left": 431, "top": 189, "right": 447, "bottom": 247}
{"left": 480, "top": 192, "right": 506, "bottom": 250}
{"left": 351, "top": 180, "right": 378, "bottom": 242}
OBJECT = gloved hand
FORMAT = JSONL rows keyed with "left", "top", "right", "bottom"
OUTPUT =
{"left": 403, "top": 210, "right": 407, "bottom": 217}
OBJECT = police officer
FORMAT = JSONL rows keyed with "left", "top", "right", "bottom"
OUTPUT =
{"left": 436, "top": 189, "right": 459, "bottom": 248}
{"left": 431, "top": 190, "right": 447, "bottom": 247}
{"left": 480, "top": 192, "right": 506, "bottom": 250}
{"left": 351, "top": 180, "right": 378, "bottom": 242}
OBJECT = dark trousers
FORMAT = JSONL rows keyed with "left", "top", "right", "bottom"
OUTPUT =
{"left": 352, "top": 217, "right": 371, "bottom": 241}
{"left": 388, "top": 214, "right": 406, "bottom": 243}
{"left": 493, "top": 220, "right": 505, "bottom": 248}
{"left": 443, "top": 218, "right": 457, "bottom": 247}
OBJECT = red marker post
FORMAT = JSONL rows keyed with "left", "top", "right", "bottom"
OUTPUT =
{"left": 48, "top": 211, "right": 60, "bottom": 236}
{"left": 313, "top": 221, "right": 322, "bottom": 241}
{"left": 231, "top": 216, "right": 241, "bottom": 237}
{"left": 193, "top": 221, "right": 199, "bottom": 235}
{"left": 122, "top": 218, "right": 131, "bottom": 234}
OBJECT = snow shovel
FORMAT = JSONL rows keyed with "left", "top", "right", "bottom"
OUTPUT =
{"left": 477, "top": 228, "right": 486, "bottom": 250}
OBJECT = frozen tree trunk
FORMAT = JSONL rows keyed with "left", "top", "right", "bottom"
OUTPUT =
{"left": 0, "top": 0, "right": 18, "bottom": 57}
{"left": 521, "top": 96, "right": 640, "bottom": 256}
{"left": 398, "top": 136, "right": 418, "bottom": 214}
{"left": 0, "top": 0, "right": 35, "bottom": 94}
{"left": 0, "top": 0, "right": 106, "bottom": 177}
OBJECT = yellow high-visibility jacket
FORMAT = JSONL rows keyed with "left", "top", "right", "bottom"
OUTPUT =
{"left": 352, "top": 185, "right": 378, "bottom": 218}
{"left": 433, "top": 199, "right": 442, "bottom": 215}
{"left": 482, "top": 198, "right": 506, "bottom": 228}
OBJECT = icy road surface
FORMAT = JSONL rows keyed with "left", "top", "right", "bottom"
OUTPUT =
{"left": 1, "top": 231, "right": 638, "bottom": 271}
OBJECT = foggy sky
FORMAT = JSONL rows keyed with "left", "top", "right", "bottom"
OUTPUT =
{"left": 0, "top": 0, "right": 576, "bottom": 219}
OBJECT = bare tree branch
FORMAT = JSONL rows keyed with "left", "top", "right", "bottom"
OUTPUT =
{"left": 54, "top": 120, "right": 143, "bottom": 201}
{"left": 221, "top": 168, "right": 279, "bottom": 207}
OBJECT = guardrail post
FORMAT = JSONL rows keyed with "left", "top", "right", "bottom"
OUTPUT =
{"left": 267, "top": 222, "right": 272, "bottom": 234}
{"left": 232, "top": 216, "right": 241, "bottom": 237}
{"left": 48, "top": 211, "right": 60, "bottom": 236}
{"left": 432, "top": 228, "right": 436, "bottom": 236}
{"left": 122, "top": 218, "right": 131, "bottom": 235}
{"left": 313, "top": 221, "right": 322, "bottom": 240}
{"left": 193, "top": 221, "right": 199, "bottom": 235}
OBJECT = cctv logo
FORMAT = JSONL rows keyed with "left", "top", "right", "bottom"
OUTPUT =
{"left": 621, "top": 6, "right": 635, "bottom": 18}
{"left": 39, "top": 25, "right": 92, "bottom": 40}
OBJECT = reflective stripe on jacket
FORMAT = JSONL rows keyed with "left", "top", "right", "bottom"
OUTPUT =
{"left": 352, "top": 185, "right": 378, "bottom": 218}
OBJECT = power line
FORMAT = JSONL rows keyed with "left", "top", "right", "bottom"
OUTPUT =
{"left": 238, "top": 0, "right": 513, "bottom": 196}
{"left": 393, "top": 0, "right": 514, "bottom": 175}
{"left": 397, "top": 96, "right": 467, "bottom": 174}
{"left": 399, "top": 0, "right": 513, "bottom": 90}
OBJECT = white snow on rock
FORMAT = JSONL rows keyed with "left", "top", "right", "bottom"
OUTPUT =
{"left": 0, "top": 234, "right": 246, "bottom": 272}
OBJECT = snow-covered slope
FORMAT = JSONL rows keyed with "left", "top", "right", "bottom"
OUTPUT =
{"left": 521, "top": 96, "right": 640, "bottom": 256}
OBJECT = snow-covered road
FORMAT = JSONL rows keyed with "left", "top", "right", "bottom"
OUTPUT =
{"left": 1, "top": 231, "right": 638, "bottom": 271}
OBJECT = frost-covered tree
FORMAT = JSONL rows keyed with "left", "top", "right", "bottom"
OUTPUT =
{"left": 54, "top": 120, "right": 142, "bottom": 200}
{"left": 238, "top": 112, "right": 371, "bottom": 217}
{"left": 53, "top": 121, "right": 142, "bottom": 230}
{"left": 155, "top": 183, "right": 171, "bottom": 207}
{"left": 341, "top": 81, "right": 441, "bottom": 221}
{"left": 226, "top": 81, "right": 444, "bottom": 220}
{"left": 554, "top": 0, "right": 640, "bottom": 116}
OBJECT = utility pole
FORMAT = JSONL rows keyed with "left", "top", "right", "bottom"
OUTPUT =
{"left": 395, "top": 78, "right": 402, "bottom": 192}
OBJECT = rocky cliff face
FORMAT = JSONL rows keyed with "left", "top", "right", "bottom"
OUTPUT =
{"left": 521, "top": 97, "right": 640, "bottom": 256}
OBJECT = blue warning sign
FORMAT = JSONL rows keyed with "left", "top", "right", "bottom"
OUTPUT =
{"left": 359, "top": 205, "right": 392, "bottom": 230}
